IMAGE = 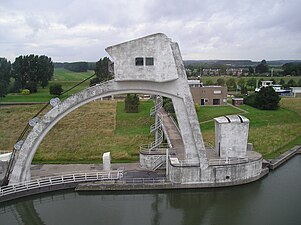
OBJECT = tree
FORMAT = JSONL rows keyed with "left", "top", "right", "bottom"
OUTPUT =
{"left": 64, "top": 62, "right": 88, "bottom": 72}
{"left": 279, "top": 78, "right": 285, "bottom": 86}
{"left": 226, "top": 78, "right": 236, "bottom": 91}
{"left": 163, "top": 98, "right": 175, "bottom": 114}
{"left": 254, "top": 86, "right": 280, "bottom": 110}
{"left": 255, "top": 60, "right": 269, "bottom": 74}
{"left": 0, "top": 57, "right": 11, "bottom": 98}
{"left": 49, "top": 83, "right": 63, "bottom": 96}
{"left": 237, "top": 78, "right": 246, "bottom": 89}
{"left": 287, "top": 79, "right": 297, "bottom": 87}
{"left": 298, "top": 78, "right": 301, "bottom": 86}
{"left": 246, "top": 78, "right": 257, "bottom": 90}
{"left": 94, "top": 57, "right": 113, "bottom": 82}
{"left": 124, "top": 94, "right": 139, "bottom": 113}
{"left": 205, "top": 79, "right": 214, "bottom": 85}
{"left": 248, "top": 66, "right": 254, "bottom": 74}
{"left": 216, "top": 78, "right": 225, "bottom": 86}
{"left": 12, "top": 55, "right": 53, "bottom": 92}
{"left": 282, "top": 62, "right": 301, "bottom": 76}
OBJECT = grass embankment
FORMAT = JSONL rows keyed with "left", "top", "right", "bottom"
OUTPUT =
{"left": 200, "top": 98, "right": 301, "bottom": 159}
{"left": 0, "top": 101, "right": 154, "bottom": 163}
{"left": 0, "top": 68, "right": 94, "bottom": 102}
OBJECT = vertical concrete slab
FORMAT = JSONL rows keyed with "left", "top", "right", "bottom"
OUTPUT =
{"left": 103, "top": 152, "right": 111, "bottom": 171}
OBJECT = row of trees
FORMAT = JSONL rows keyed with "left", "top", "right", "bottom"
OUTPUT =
{"left": 13, "top": 55, "right": 54, "bottom": 93}
{"left": 0, "top": 55, "right": 54, "bottom": 97}
{"left": 282, "top": 62, "right": 301, "bottom": 76}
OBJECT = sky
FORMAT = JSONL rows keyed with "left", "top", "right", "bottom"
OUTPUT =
{"left": 0, "top": 0, "right": 301, "bottom": 62}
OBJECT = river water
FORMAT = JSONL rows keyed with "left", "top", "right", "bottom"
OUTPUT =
{"left": 1, "top": 156, "right": 301, "bottom": 225}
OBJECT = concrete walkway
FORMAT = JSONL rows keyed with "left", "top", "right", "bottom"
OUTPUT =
{"left": 160, "top": 109, "right": 185, "bottom": 160}
{"left": 30, "top": 163, "right": 165, "bottom": 180}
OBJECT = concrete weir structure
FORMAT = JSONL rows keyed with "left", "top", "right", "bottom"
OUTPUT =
{"left": 7, "top": 33, "right": 263, "bottom": 186}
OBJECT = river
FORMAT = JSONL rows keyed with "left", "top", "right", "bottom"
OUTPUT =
{"left": 1, "top": 156, "right": 301, "bottom": 225}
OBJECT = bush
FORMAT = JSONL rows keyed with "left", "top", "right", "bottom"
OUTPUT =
{"left": 163, "top": 98, "right": 175, "bottom": 114}
{"left": 244, "top": 93, "right": 257, "bottom": 107}
{"left": 195, "top": 103, "right": 201, "bottom": 112}
{"left": 49, "top": 83, "right": 63, "bottom": 96}
{"left": 20, "top": 89, "right": 30, "bottom": 95}
{"left": 124, "top": 94, "right": 139, "bottom": 113}
{"left": 255, "top": 86, "right": 280, "bottom": 110}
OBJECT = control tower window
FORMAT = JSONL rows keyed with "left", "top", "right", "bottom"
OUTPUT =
{"left": 135, "top": 57, "right": 144, "bottom": 66}
{"left": 146, "top": 57, "right": 154, "bottom": 66}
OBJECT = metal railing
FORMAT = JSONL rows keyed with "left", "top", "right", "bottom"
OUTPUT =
{"left": 151, "top": 155, "right": 166, "bottom": 170}
{"left": 0, "top": 170, "right": 123, "bottom": 197}
{"left": 0, "top": 151, "right": 12, "bottom": 155}
{"left": 141, "top": 95, "right": 164, "bottom": 152}
{"left": 208, "top": 158, "right": 248, "bottom": 165}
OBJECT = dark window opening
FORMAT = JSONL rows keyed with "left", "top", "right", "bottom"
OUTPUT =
{"left": 145, "top": 57, "right": 154, "bottom": 66}
{"left": 226, "top": 176, "right": 230, "bottom": 179}
{"left": 135, "top": 57, "right": 144, "bottom": 66}
{"left": 213, "top": 99, "right": 220, "bottom": 105}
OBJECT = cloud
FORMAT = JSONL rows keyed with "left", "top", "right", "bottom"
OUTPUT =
{"left": 0, "top": 0, "right": 300, "bottom": 61}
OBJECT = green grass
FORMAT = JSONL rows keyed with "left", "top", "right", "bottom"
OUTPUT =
{"left": 197, "top": 105, "right": 243, "bottom": 122}
{"left": 0, "top": 68, "right": 94, "bottom": 102}
{"left": 115, "top": 101, "right": 154, "bottom": 135}
{"left": 52, "top": 68, "right": 94, "bottom": 81}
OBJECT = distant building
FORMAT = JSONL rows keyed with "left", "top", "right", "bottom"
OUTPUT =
{"left": 202, "top": 68, "right": 220, "bottom": 76}
{"left": 232, "top": 98, "right": 244, "bottom": 106}
{"left": 226, "top": 68, "right": 243, "bottom": 76}
{"left": 290, "top": 87, "right": 301, "bottom": 97}
{"left": 188, "top": 80, "right": 227, "bottom": 106}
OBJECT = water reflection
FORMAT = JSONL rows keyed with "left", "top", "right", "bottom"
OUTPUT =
{"left": 0, "top": 156, "right": 301, "bottom": 225}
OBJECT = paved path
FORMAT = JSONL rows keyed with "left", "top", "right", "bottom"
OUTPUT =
{"left": 30, "top": 163, "right": 165, "bottom": 180}
{"left": 160, "top": 109, "right": 185, "bottom": 160}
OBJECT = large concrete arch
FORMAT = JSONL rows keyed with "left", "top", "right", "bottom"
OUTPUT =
{"left": 10, "top": 79, "right": 207, "bottom": 184}
{"left": 9, "top": 33, "right": 208, "bottom": 184}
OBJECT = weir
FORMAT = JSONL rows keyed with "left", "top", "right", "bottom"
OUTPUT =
{"left": 3, "top": 33, "right": 264, "bottom": 188}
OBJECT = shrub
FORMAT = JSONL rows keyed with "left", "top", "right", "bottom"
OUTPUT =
{"left": 124, "top": 94, "right": 139, "bottom": 113}
{"left": 20, "top": 89, "right": 30, "bottom": 95}
{"left": 49, "top": 83, "right": 63, "bottom": 96}
{"left": 255, "top": 86, "right": 280, "bottom": 110}
{"left": 195, "top": 103, "right": 201, "bottom": 112}
{"left": 244, "top": 93, "right": 257, "bottom": 107}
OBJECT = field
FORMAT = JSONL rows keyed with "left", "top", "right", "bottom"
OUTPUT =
{"left": 0, "top": 68, "right": 94, "bottom": 102}
{"left": 0, "top": 100, "right": 154, "bottom": 163}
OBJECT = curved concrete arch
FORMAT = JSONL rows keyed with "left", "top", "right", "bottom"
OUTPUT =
{"left": 10, "top": 79, "right": 206, "bottom": 184}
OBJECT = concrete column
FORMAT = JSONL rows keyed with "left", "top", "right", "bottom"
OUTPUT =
{"left": 102, "top": 152, "right": 111, "bottom": 171}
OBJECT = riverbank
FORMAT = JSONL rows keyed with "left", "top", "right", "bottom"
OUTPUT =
{"left": 268, "top": 145, "right": 301, "bottom": 170}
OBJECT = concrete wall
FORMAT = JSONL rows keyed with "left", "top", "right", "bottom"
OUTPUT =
{"left": 140, "top": 152, "right": 166, "bottom": 169}
{"left": 106, "top": 33, "right": 179, "bottom": 82}
{"left": 214, "top": 115, "right": 249, "bottom": 159}
{"left": 168, "top": 157, "right": 262, "bottom": 184}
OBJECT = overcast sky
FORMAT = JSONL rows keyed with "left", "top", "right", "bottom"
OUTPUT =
{"left": 1, "top": 0, "right": 301, "bottom": 62}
